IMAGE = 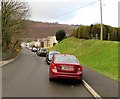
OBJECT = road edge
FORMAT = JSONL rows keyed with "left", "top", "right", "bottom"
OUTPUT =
{"left": 0, "top": 51, "right": 21, "bottom": 67}
{"left": 82, "top": 79, "right": 102, "bottom": 99}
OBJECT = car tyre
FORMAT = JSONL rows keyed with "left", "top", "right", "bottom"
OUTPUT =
{"left": 47, "top": 61, "right": 50, "bottom": 65}
{"left": 49, "top": 77, "right": 54, "bottom": 81}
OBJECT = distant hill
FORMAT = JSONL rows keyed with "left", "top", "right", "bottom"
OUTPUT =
{"left": 22, "top": 20, "right": 76, "bottom": 39}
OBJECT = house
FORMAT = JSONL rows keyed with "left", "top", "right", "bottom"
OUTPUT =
{"left": 37, "top": 36, "right": 57, "bottom": 48}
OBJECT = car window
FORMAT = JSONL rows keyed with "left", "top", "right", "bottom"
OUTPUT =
{"left": 55, "top": 55, "right": 79, "bottom": 63}
{"left": 49, "top": 54, "right": 53, "bottom": 60}
{"left": 41, "top": 49, "right": 47, "bottom": 51}
{"left": 49, "top": 53, "right": 55, "bottom": 60}
{"left": 49, "top": 52, "right": 60, "bottom": 60}
{"left": 43, "top": 49, "right": 47, "bottom": 51}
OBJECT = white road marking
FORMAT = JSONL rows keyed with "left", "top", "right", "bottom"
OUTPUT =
{"left": 82, "top": 79, "right": 102, "bottom": 99}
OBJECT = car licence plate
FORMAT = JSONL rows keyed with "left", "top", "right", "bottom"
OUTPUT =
{"left": 61, "top": 66, "right": 73, "bottom": 70}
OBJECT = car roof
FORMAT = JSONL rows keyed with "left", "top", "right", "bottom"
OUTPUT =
{"left": 41, "top": 48, "right": 47, "bottom": 49}
{"left": 49, "top": 50, "right": 60, "bottom": 53}
{"left": 54, "top": 54, "right": 75, "bottom": 57}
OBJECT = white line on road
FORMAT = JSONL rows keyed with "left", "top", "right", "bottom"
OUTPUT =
{"left": 82, "top": 79, "right": 102, "bottom": 99}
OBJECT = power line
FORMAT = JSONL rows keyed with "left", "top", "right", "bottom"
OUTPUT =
{"left": 43, "top": 1, "right": 98, "bottom": 22}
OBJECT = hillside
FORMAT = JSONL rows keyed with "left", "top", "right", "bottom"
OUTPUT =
{"left": 49, "top": 37, "right": 119, "bottom": 81}
{"left": 22, "top": 20, "right": 76, "bottom": 39}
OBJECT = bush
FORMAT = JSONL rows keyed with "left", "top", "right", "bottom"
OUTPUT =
{"left": 55, "top": 29, "right": 66, "bottom": 42}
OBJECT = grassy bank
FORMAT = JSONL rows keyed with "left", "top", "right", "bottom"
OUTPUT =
{"left": 49, "top": 37, "right": 119, "bottom": 81}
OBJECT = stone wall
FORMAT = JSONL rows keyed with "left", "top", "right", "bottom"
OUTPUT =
{"left": 2, "top": 50, "right": 18, "bottom": 61}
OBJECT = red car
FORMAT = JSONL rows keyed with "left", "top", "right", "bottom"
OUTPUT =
{"left": 49, "top": 54, "right": 83, "bottom": 82}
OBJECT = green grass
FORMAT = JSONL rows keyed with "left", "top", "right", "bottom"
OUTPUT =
{"left": 49, "top": 37, "right": 119, "bottom": 81}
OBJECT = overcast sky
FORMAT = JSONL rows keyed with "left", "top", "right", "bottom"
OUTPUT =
{"left": 23, "top": 0, "right": 119, "bottom": 27}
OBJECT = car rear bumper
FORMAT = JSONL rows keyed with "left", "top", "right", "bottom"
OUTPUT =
{"left": 50, "top": 70, "right": 82, "bottom": 80}
{"left": 40, "top": 53, "right": 46, "bottom": 56}
{"left": 32, "top": 50, "right": 37, "bottom": 52}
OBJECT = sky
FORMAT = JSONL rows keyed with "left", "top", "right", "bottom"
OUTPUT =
{"left": 23, "top": 0, "right": 119, "bottom": 27}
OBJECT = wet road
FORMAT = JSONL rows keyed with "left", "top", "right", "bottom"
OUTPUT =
{"left": 2, "top": 47, "right": 93, "bottom": 97}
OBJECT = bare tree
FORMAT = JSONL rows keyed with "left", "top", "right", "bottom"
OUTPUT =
{"left": 2, "top": 0, "right": 29, "bottom": 51}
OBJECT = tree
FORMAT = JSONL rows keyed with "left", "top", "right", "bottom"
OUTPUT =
{"left": 2, "top": 0, "right": 29, "bottom": 51}
{"left": 55, "top": 29, "right": 66, "bottom": 42}
{"left": 103, "top": 25, "right": 109, "bottom": 40}
{"left": 116, "top": 28, "right": 120, "bottom": 41}
{"left": 83, "top": 26, "right": 91, "bottom": 39}
{"left": 78, "top": 25, "right": 84, "bottom": 39}
{"left": 71, "top": 23, "right": 119, "bottom": 41}
{"left": 72, "top": 28, "right": 79, "bottom": 38}
{"left": 108, "top": 26, "right": 117, "bottom": 41}
{"left": 91, "top": 24, "right": 101, "bottom": 39}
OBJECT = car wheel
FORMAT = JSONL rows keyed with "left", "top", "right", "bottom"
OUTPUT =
{"left": 47, "top": 61, "right": 50, "bottom": 65}
{"left": 46, "top": 60, "right": 49, "bottom": 65}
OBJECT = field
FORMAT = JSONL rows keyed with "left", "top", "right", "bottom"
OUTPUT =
{"left": 22, "top": 20, "right": 76, "bottom": 39}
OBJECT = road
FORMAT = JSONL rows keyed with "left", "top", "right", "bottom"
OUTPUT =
{"left": 2, "top": 47, "right": 93, "bottom": 97}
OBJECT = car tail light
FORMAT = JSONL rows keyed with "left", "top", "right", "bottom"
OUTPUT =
{"left": 51, "top": 64, "right": 57, "bottom": 70}
{"left": 78, "top": 66, "right": 83, "bottom": 71}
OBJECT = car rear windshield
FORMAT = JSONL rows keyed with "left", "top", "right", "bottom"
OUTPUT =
{"left": 41, "top": 49, "right": 47, "bottom": 51}
{"left": 54, "top": 55, "right": 79, "bottom": 63}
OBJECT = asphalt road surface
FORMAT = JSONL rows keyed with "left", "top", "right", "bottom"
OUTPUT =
{"left": 2, "top": 47, "right": 93, "bottom": 97}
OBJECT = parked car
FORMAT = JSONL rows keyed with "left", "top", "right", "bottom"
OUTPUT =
{"left": 46, "top": 51, "right": 60, "bottom": 65}
{"left": 28, "top": 46, "right": 32, "bottom": 50}
{"left": 37, "top": 47, "right": 41, "bottom": 51}
{"left": 26, "top": 45, "right": 29, "bottom": 49}
{"left": 49, "top": 54, "right": 83, "bottom": 82}
{"left": 31, "top": 47, "right": 38, "bottom": 52}
{"left": 21, "top": 42, "right": 26, "bottom": 47}
{"left": 36, "top": 48, "right": 48, "bottom": 56}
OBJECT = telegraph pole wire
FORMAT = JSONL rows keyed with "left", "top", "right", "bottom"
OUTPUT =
{"left": 43, "top": 1, "right": 98, "bottom": 22}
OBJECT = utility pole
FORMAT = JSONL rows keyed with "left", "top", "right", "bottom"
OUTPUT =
{"left": 100, "top": 0, "right": 103, "bottom": 40}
